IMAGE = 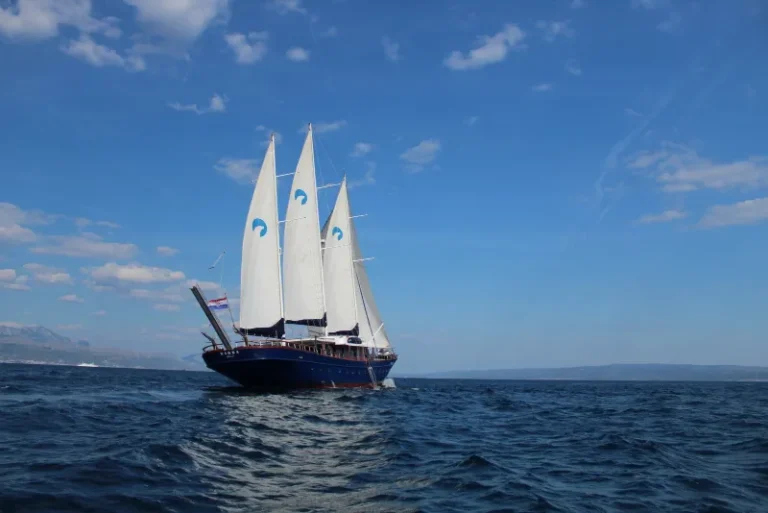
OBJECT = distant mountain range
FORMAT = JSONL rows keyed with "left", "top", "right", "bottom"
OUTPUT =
{"left": 403, "top": 363, "right": 768, "bottom": 382}
{"left": 0, "top": 324, "right": 206, "bottom": 371}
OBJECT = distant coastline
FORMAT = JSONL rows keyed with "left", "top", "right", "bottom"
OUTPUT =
{"left": 396, "top": 363, "right": 768, "bottom": 382}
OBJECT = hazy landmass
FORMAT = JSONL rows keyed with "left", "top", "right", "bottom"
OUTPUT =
{"left": 0, "top": 325, "right": 205, "bottom": 371}
{"left": 406, "top": 364, "right": 768, "bottom": 382}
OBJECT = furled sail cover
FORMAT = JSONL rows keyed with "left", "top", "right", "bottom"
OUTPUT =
{"left": 351, "top": 219, "right": 391, "bottom": 348}
{"left": 323, "top": 178, "right": 359, "bottom": 336}
{"left": 282, "top": 125, "right": 327, "bottom": 327}
{"left": 239, "top": 136, "right": 285, "bottom": 338}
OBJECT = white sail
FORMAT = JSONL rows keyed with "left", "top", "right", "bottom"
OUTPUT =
{"left": 239, "top": 135, "right": 284, "bottom": 337}
{"left": 323, "top": 177, "right": 358, "bottom": 334}
{"left": 350, "top": 219, "right": 391, "bottom": 348}
{"left": 282, "top": 125, "right": 326, "bottom": 327}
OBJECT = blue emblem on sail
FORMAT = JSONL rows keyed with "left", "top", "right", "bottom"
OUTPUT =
{"left": 251, "top": 218, "right": 268, "bottom": 237}
{"left": 294, "top": 189, "right": 308, "bottom": 205}
{"left": 332, "top": 226, "right": 343, "bottom": 240}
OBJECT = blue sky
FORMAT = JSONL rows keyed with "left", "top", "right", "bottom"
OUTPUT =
{"left": 1, "top": 0, "right": 766, "bottom": 373}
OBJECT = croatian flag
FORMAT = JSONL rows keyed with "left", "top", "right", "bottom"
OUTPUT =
{"left": 207, "top": 297, "right": 229, "bottom": 310}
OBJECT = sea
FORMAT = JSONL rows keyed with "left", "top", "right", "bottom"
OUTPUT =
{"left": 1, "top": 364, "right": 767, "bottom": 513}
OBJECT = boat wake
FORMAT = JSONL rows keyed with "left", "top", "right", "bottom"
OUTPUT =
{"left": 381, "top": 378, "right": 396, "bottom": 389}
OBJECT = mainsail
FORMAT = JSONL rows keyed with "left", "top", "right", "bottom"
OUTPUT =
{"left": 323, "top": 177, "right": 358, "bottom": 335}
{"left": 282, "top": 124, "right": 327, "bottom": 328}
{"left": 239, "top": 135, "right": 285, "bottom": 338}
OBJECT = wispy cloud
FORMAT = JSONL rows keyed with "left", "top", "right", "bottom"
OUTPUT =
{"left": 536, "top": 20, "right": 575, "bottom": 42}
{"left": 130, "top": 288, "right": 185, "bottom": 303}
{"left": 23, "top": 263, "right": 73, "bottom": 284}
{"left": 286, "top": 47, "right": 309, "bottom": 62}
{"left": 348, "top": 162, "right": 376, "bottom": 189}
{"left": 465, "top": 116, "right": 479, "bottom": 126}
{"left": 84, "top": 262, "right": 186, "bottom": 285}
{"left": 657, "top": 12, "right": 681, "bottom": 33}
{"left": 61, "top": 35, "right": 145, "bottom": 72}
{"left": 92, "top": 310, "right": 107, "bottom": 316}
{"left": 350, "top": 143, "right": 374, "bottom": 157}
{"left": 168, "top": 93, "right": 227, "bottom": 114}
{"left": 214, "top": 158, "right": 260, "bottom": 184}
{"left": 0, "top": 202, "right": 56, "bottom": 244}
{"left": 31, "top": 233, "right": 137, "bottom": 259}
{"left": 571, "top": 0, "right": 587, "bottom": 8}
{"left": 56, "top": 323, "right": 83, "bottom": 330}
{"left": 699, "top": 197, "right": 768, "bottom": 228}
{"left": 444, "top": 24, "right": 525, "bottom": 71}
{"left": 400, "top": 139, "right": 441, "bottom": 172}
{"left": 625, "top": 107, "right": 643, "bottom": 117}
{"left": 565, "top": 59, "right": 582, "bottom": 76}
{"left": 59, "top": 294, "right": 84, "bottom": 303}
{"left": 532, "top": 83, "right": 554, "bottom": 92}
{"left": 267, "top": 0, "right": 307, "bottom": 15}
{"left": 156, "top": 246, "right": 179, "bottom": 257}
{"left": 74, "top": 218, "right": 120, "bottom": 230}
{"left": 382, "top": 36, "right": 400, "bottom": 62}
{"left": 630, "top": 143, "right": 768, "bottom": 193}
{"left": 225, "top": 32, "right": 268, "bottom": 64}
{"left": 0, "top": 0, "right": 121, "bottom": 40}
{"left": 636, "top": 209, "right": 687, "bottom": 224}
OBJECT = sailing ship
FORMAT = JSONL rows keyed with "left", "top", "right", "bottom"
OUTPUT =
{"left": 191, "top": 124, "right": 397, "bottom": 389}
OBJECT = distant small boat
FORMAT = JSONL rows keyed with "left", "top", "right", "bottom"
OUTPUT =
{"left": 76, "top": 363, "right": 98, "bottom": 367}
{"left": 191, "top": 124, "right": 397, "bottom": 389}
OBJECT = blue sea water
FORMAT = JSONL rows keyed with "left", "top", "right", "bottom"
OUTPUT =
{"left": 1, "top": 364, "right": 767, "bottom": 513}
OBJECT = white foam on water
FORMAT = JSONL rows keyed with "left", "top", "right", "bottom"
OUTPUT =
{"left": 381, "top": 378, "right": 396, "bottom": 389}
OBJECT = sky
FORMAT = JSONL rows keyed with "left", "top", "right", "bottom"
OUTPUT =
{"left": 1, "top": 0, "right": 767, "bottom": 374}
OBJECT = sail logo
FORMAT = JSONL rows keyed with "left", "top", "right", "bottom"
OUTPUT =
{"left": 294, "top": 189, "right": 308, "bottom": 205}
{"left": 332, "top": 226, "right": 343, "bottom": 240}
{"left": 251, "top": 218, "right": 268, "bottom": 237}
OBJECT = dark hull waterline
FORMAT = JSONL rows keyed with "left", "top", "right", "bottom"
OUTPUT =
{"left": 202, "top": 346, "right": 396, "bottom": 389}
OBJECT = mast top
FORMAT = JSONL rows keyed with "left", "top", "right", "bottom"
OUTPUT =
{"left": 307, "top": 122, "right": 312, "bottom": 132}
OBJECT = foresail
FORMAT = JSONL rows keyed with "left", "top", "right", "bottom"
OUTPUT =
{"left": 282, "top": 125, "right": 327, "bottom": 327}
{"left": 351, "top": 219, "right": 391, "bottom": 348}
{"left": 323, "top": 178, "right": 358, "bottom": 335}
{"left": 239, "top": 136, "right": 285, "bottom": 338}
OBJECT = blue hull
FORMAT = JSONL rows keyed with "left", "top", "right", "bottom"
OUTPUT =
{"left": 202, "top": 346, "right": 397, "bottom": 389}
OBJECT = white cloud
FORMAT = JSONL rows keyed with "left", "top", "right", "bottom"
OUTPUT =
{"left": 92, "top": 310, "right": 106, "bottom": 316}
{"left": 0, "top": 322, "right": 28, "bottom": 328}
{"left": 444, "top": 24, "right": 525, "bottom": 71}
{"left": 631, "top": 143, "right": 768, "bottom": 193}
{"left": 465, "top": 116, "right": 479, "bottom": 126}
{"left": 571, "top": 0, "right": 587, "bottom": 8}
{"left": 214, "top": 158, "right": 259, "bottom": 184}
{"left": 0, "top": 224, "right": 37, "bottom": 244}
{"left": 85, "top": 262, "right": 185, "bottom": 285}
{"left": 0, "top": 274, "right": 30, "bottom": 291}
{"left": 0, "top": 0, "right": 121, "bottom": 40}
{"left": 156, "top": 246, "right": 179, "bottom": 256}
{"left": 286, "top": 46, "right": 309, "bottom": 62}
{"left": 61, "top": 35, "right": 145, "bottom": 72}
{"left": 0, "top": 269, "right": 16, "bottom": 282}
{"left": 32, "top": 233, "right": 137, "bottom": 259}
{"left": 350, "top": 142, "right": 374, "bottom": 157}
{"left": 348, "top": 162, "right": 376, "bottom": 189}
{"left": 532, "top": 83, "right": 554, "bottom": 92}
{"left": 23, "top": 263, "right": 73, "bottom": 284}
{"left": 699, "top": 197, "right": 768, "bottom": 228}
{"left": 636, "top": 209, "right": 687, "bottom": 224}
{"left": 632, "top": 0, "right": 664, "bottom": 9}
{"left": 300, "top": 120, "right": 346, "bottom": 134}
{"left": 322, "top": 26, "right": 337, "bottom": 37}
{"left": 225, "top": 32, "right": 268, "bottom": 64}
{"left": 74, "top": 218, "right": 120, "bottom": 229}
{"left": 186, "top": 279, "right": 219, "bottom": 291}
{"left": 565, "top": 59, "right": 582, "bottom": 76}
{"left": 625, "top": 107, "right": 643, "bottom": 117}
{"left": 168, "top": 93, "right": 227, "bottom": 114}
{"left": 536, "top": 20, "right": 575, "bottom": 42}
{"left": 59, "top": 294, "right": 84, "bottom": 303}
{"left": 267, "top": 0, "right": 307, "bottom": 15}
{"left": 382, "top": 36, "right": 400, "bottom": 62}
{"left": 400, "top": 139, "right": 440, "bottom": 172}
{"left": 124, "top": 0, "right": 228, "bottom": 42}
{"left": 154, "top": 303, "right": 180, "bottom": 312}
